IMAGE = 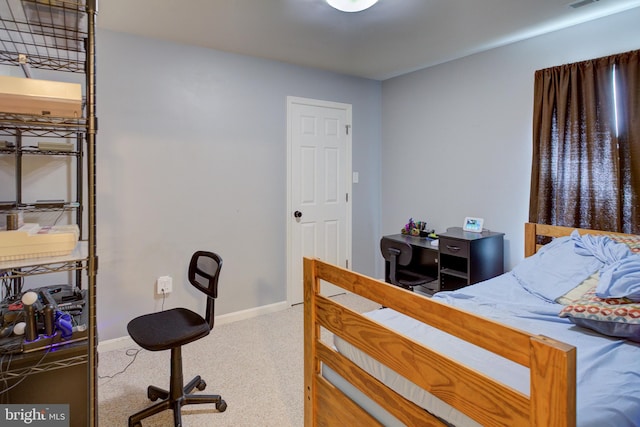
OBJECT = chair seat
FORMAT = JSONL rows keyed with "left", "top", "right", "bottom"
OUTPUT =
{"left": 127, "top": 308, "right": 210, "bottom": 352}
{"left": 396, "top": 269, "right": 435, "bottom": 288}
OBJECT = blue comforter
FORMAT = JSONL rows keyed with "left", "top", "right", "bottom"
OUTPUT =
{"left": 429, "top": 236, "right": 640, "bottom": 427}
{"left": 347, "top": 233, "right": 640, "bottom": 426}
{"left": 431, "top": 274, "right": 640, "bottom": 426}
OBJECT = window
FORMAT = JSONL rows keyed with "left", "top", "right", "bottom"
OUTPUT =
{"left": 529, "top": 50, "right": 639, "bottom": 234}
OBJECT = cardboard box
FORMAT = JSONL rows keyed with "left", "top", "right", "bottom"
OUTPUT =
{"left": 0, "top": 75, "right": 82, "bottom": 118}
{"left": 0, "top": 224, "right": 79, "bottom": 262}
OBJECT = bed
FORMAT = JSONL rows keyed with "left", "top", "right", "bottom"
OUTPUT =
{"left": 303, "top": 223, "right": 640, "bottom": 426}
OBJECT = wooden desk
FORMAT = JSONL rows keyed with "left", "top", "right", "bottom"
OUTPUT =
{"left": 382, "top": 234, "right": 440, "bottom": 294}
{"left": 383, "top": 228, "right": 504, "bottom": 295}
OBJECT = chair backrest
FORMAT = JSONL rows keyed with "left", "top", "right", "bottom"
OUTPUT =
{"left": 380, "top": 237, "right": 414, "bottom": 286}
{"left": 380, "top": 237, "right": 413, "bottom": 266}
{"left": 188, "top": 251, "right": 223, "bottom": 329}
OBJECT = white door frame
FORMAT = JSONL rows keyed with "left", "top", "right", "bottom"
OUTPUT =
{"left": 286, "top": 96, "right": 353, "bottom": 305}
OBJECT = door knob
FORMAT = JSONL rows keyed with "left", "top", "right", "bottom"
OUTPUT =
{"left": 294, "top": 210, "right": 302, "bottom": 218}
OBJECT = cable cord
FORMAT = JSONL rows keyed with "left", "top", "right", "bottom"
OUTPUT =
{"left": 0, "top": 344, "right": 52, "bottom": 395}
{"left": 98, "top": 348, "right": 142, "bottom": 383}
{"left": 97, "top": 288, "right": 166, "bottom": 383}
{"left": 51, "top": 209, "right": 66, "bottom": 226}
{"left": 1, "top": 272, "right": 12, "bottom": 300}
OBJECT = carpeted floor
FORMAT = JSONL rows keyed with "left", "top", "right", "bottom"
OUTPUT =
{"left": 97, "top": 293, "right": 379, "bottom": 426}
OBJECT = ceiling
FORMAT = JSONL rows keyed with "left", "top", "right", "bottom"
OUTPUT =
{"left": 96, "top": 0, "right": 640, "bottom": 81}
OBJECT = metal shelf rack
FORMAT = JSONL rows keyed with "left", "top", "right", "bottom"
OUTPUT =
{"left": 0, "top": 1, "right": 97, "bottom": 425}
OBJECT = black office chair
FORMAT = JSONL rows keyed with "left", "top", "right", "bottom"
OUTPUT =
{"left": 127, "top": 251, "right": 227, "bottom": 427}
{"left": 380, "top": 237, "right": 435, "bottom": 290}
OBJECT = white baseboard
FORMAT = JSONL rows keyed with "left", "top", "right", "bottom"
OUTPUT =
{"left": 214, "top": 300, "right": 289, "bottom": 325}
{"left": 97, "top": 300, "right": 290, "bottom": 354}
{"left": 98, "top": 335, "right": 136, "bottom": 353}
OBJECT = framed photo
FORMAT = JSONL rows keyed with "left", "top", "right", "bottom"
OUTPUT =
{"left": 463, "top": 217, "right": 484, "bottom": 233}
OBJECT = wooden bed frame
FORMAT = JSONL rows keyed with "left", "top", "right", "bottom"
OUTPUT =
{"left": 304, "top": 223, "right": 636, "bottom": 427}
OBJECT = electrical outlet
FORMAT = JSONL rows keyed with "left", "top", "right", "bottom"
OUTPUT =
{"left": 157, "top": 276, "right": 172, "bottom": 294}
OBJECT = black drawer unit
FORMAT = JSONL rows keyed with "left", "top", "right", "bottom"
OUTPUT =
{"left": 439, "top": 239, "right": 470, "bottom": 258}
{"left": 438, "top": 227, "right": 504, "bottom": 291}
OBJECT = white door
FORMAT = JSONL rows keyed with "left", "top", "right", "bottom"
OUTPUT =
{"left": 287, "top": 97, "right": 352, "bottom": 305}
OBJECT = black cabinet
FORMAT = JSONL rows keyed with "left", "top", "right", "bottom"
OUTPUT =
{"left": 438, "top": 227, "right": 504, "bottom": 291}
{"left": 382, "top": 227, "right": 504, "bottom": 296}
{"left": 1, "top": 343, "right": 88, "bottom": 426}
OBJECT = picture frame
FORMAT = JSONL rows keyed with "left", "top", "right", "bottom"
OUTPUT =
{"left": 463, "top": 217, "right": 484, "bottom": 233}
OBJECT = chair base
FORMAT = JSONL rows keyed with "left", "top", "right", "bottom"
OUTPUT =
{"left": 128, "top": 375, "right": 226, "bottom": 427}
{"left": 128, "top": 347, "right": 226, "bottom": 427}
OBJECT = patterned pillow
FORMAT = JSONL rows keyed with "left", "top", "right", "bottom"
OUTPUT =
{"left": 608, "top": 234, "right": 640, "bottom": 253}
{"left": 559, "top": 287, "right": 640, "bottom": 342}
{"left": 555, "top": 273, "right": 599, "bottom": 305}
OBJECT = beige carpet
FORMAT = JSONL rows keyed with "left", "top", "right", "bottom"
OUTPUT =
{"left": 98, "top": 293, "right": 379, "bottom": 426}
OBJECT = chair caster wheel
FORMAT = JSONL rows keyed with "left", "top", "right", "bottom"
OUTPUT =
{"left": 217, "top": 400, "right": 227, "bottom": 412}
{"left": 196, "top": 379, "right": 207, "bottom": 391}
{"left": 148, "top": 389, "right": 160, "bottom": 401}
{"left": 131, "top": 422, "right": 142, "bottom": 427}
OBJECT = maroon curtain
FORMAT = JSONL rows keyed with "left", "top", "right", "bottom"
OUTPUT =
{"left": 530, "top": 50, "right": 640, "bottom": 234}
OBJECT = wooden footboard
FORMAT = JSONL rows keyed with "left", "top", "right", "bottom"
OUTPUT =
{"left": 303, "top": 256, "right": 576, "bottom": 426}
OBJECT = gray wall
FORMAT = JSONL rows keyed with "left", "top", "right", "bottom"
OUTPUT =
{"left": 97, "top": 30, "right": 381, "bottom": 341}
{"left": 380, "top": 8, "right": 640, "bottom": 276}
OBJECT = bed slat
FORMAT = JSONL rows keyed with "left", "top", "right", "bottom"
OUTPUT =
{"left": 316, "top": 260, "right": 535, "bottom": 366}
{"left": 315, "top": 293, "right": 530, "bottom": 427}
{"left": 317, "top": 342, "right": 444, "bottom": 426}
{"left": 315, "top": 375, "right": 383, "bottom": 427}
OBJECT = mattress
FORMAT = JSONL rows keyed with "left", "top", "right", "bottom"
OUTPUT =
{"left": 332, "top": 270, "right": 640, "bottom": 426}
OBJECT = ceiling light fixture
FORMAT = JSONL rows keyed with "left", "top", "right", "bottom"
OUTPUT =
{"left": 326, "top": 0, "right": 379, "bottom": 13}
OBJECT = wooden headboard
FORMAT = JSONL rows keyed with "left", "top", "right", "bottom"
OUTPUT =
{"left": 524, "top": 222, "right": 631, "bottom": 257}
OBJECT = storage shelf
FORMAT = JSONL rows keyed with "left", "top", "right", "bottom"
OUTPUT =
{"left": 0, "top": 111, "right": 87, "bottom": 134}
{"left": 0, "top": 147, "right": 80, "bottom": 156}
{"left": 0, "top": 240, "right": 87, "bottom": 279}
{"left": 0, "top": 0, "right": 88, "bottom": 73}
{"left": 16, "top": 148, "right": 79, "bottom": 155}
{"left": 440, "top": 268, "right": 468, "bottom": 279}
{"left": 0, "top": 343, "right": 88, "bottom": 381}
{"left": 0, "top": 203, "right": 80, "bottom": 213}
